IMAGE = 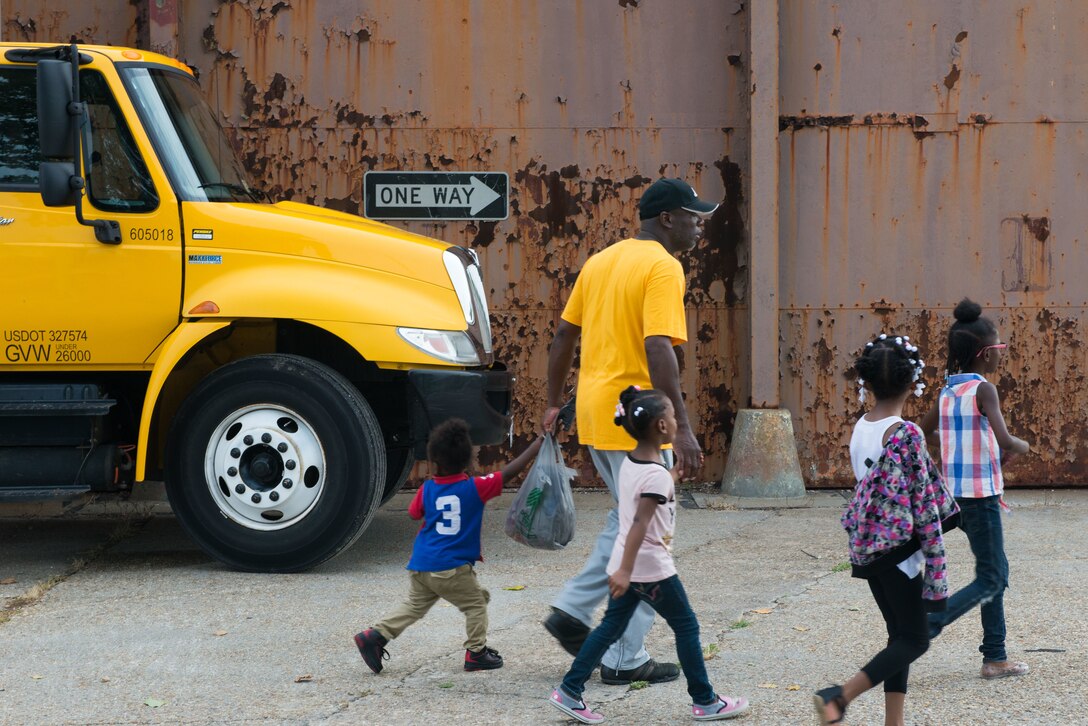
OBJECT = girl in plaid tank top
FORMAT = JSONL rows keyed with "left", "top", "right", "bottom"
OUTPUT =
{"left": 920, "top": 298, "right": 1031, "bottom": 681}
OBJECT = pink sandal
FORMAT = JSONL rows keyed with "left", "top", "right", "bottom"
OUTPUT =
{"left": 980, "top": 661, "right": 1030, "bottom": 680}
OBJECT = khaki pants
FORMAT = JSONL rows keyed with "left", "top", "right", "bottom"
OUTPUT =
{"left": 374, "top": 564, "right": 491, "bottom": 651}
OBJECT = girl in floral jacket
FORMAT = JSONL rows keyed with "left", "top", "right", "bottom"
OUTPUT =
{"left": 815, "top": 334, "right": 959, "bottom": 726}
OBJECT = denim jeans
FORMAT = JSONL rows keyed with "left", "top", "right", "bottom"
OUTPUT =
{"left": 560, "top": 574, "right": 716, "bottom": 706}
{"left": 552, "top": 448, "right": 673, "bottom": 671}
{"left": 928, "top": 495, "right": 1009, "bottom": 662}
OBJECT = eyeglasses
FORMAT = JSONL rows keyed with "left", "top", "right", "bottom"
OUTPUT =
{"left": 976, "top": 343, "right": 1007, "bottom": 358}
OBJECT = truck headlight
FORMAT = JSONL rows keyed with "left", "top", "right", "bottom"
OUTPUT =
{"left": 397, "top": 328, "right": 481, "bottom": 365}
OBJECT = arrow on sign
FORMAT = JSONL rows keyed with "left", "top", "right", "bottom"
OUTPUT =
{"left": 374, "top": 175, "right": 501, "bottom": 215}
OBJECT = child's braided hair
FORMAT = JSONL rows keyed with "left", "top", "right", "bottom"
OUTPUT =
{"left": 853, "top": 333, "right": 926, "bottom": 402}
{"left": 613, "top": 385, "right": 670, "bottom": 441}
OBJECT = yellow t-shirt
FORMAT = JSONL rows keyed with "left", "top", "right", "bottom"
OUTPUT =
{"left": 561, "top": 237, "right": 687, "bottom": 450}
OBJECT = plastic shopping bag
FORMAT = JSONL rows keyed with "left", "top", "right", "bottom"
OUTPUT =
{"left": 504, "top": 434, "right": 577, "bottom": 550}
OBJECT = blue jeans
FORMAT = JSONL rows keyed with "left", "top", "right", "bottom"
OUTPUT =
{"left": 560, "top": 575, "right": 716, "bottom": 706}
{"left": 928, "top": 495, "right": 1009, "bottom": 662}
{"left": 552, "top": 448, "right": 672, "bottom": 670}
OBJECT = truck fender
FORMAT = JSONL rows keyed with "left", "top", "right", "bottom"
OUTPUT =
{"left": 136, "top": 320, "right": 232, "bottom": 481}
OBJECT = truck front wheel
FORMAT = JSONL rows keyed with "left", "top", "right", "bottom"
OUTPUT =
{"left": 166, "top": 354, "right": 386, "bottom": 572}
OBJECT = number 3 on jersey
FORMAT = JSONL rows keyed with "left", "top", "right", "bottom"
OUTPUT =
{"left": 435, "top": 494, "right": 462, "bottom": 535}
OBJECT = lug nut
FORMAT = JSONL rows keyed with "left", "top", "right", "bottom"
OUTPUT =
{"left": 282, "top": 479, "right": 293, "bottom": 489}
{"left": 243, "top": 435, "right": 253, "bottom": 445}
{"left": 277, "top": 442, "right": 288, "bottom": 453}
{"left": 235, "top": 484, "right": 245, "bottom": 494}
{"left": 251, "top": 493, "right": 261, "bottom": 503}
{"left": 285, "top": 460, "right": 296, "bottom": 470}
{"left": 269, "top": 491, "right": 280, "bottom": 502}
{"left": 227, "top": 467, "right": 238, "bottom": 477}
{"left": 230, "top": 448, "right": 241, "bottom": 458}
{"left": 261, "top": 433, "right": 272, "bottom": 443}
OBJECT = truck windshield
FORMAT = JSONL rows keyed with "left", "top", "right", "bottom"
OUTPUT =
{"left": 122, "top": 67, "right": 262, "bottom": 203}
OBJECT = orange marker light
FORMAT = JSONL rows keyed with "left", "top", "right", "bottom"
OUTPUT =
{"left": 188, "top": 301, "right": 220, "bottom": 315}
{"left": 121, "top": 50, "right": 142, "bottom": 60}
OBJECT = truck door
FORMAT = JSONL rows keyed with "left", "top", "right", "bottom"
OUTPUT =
{"left": 0, "top": 63, "right": 181, "bottom": 368}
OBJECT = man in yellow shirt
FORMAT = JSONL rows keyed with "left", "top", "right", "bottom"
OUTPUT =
{"left": 541, "top": 177, "right": 717, "bottom": 685}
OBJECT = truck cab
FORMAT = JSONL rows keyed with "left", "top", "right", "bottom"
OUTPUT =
{"left": 0, "top": 43, "right": 511, "bottom": 571}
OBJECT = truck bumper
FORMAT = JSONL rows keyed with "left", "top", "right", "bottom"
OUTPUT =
{"left": 408, "top": 363, "right": 512, "bottom": 456}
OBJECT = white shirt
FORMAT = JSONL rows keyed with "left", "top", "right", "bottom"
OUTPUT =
{"left": 849, "top": 415, "right": 903, "bottom": 482}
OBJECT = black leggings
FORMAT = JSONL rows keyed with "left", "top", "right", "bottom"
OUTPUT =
{"left": 861, "top": 566, "right": 931, "bottom": 694}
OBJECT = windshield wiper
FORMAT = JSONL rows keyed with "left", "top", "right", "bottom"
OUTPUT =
{"left": 198, "top": 182, "right": 265, "bottom": 203}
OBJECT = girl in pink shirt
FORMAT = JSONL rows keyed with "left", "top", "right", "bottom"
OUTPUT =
{"left": 548, "top": 387, "right": 749, "bottom": 724}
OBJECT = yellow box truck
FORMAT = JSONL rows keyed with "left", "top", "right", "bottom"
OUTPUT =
{"left": 0, "top": 43, "right": 511, "bottom": 571}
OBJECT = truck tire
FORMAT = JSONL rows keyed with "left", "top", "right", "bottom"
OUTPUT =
{"left": 379, "top": 447, "right": 415, "bottom": 506}
{"left": 165, "top": 354, "right": 386, "bottom": 572}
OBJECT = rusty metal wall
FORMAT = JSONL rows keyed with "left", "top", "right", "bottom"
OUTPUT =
{"left": 780, "top": 1, "right": 1087, "bottom": 486}
{"left": 2, "top": 1, "right": 749, "bottom": 486}
{"left": 11, "top": 2, "right": 1079, "bottom": 487}
{"left": 3, "top": 1, "right": 144, "bottom": 46}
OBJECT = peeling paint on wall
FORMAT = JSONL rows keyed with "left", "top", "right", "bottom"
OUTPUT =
{"left": 780, "top": 2, "right": 1088, "bottom": 485}
{"left": 4, "top": 0, "right": 143, "bottom": 46}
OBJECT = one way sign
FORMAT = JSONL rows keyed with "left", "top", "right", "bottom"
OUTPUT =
{"left": 363, "top": 171, "right": 509, "bottom": 221}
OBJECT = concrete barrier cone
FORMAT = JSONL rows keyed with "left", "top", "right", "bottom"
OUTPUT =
{"left": 718, "top": 409, "right": 806, "bottom": 504}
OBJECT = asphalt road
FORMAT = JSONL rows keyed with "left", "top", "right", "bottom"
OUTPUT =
{"left": 0, "top": 487, "right": 1084, "bottom": 725}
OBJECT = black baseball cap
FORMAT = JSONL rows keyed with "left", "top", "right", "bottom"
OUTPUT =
{"left": 638, "top": 177, "right": 719, "bottom": 220}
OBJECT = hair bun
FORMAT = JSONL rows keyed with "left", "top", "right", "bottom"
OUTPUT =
{"left": 614, "top": 385, "right": 639, "bottom": 427}
{"left": 953, "top": 298, "right": 982, "bottom": 323}
{"left": 618, "top": 385, "right": 640, "bottom": 407}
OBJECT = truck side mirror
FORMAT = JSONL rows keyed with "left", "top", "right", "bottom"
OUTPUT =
{"left": 37, "top": 59, "right": 80, "bottom": 207}
{"left": 37, "top": 59, "right": 76, "bottom": 160}
{"left": 39, "top": 161, "right": 82, "bottom": 207}
{"left": 33, "top": 46, "right": 121, "bottom": 242}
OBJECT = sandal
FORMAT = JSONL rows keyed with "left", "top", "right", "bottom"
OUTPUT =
{"left": 813, "top": 685, "right": 847, "bottom": 725}
{"left": 980, "top": 660, "right": 1030, "bottom": 680}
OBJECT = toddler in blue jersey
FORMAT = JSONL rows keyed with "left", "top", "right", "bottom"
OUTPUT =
{"left": 354, "top": 418, "right": 542, "bottom": 673}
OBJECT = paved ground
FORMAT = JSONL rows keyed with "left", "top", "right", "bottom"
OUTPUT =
{"left": 0, "top": 486, "right": 1084, "bottom": 725}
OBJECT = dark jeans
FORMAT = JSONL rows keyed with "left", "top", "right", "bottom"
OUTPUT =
{"left": 861, "top": 566, "right": 930, "bottom": 694}
{"left": 560, "top": 574, "right": 716, "bottom": 705}
{"left": 928, "top": 495, "right": 1009, "bottom": 662}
